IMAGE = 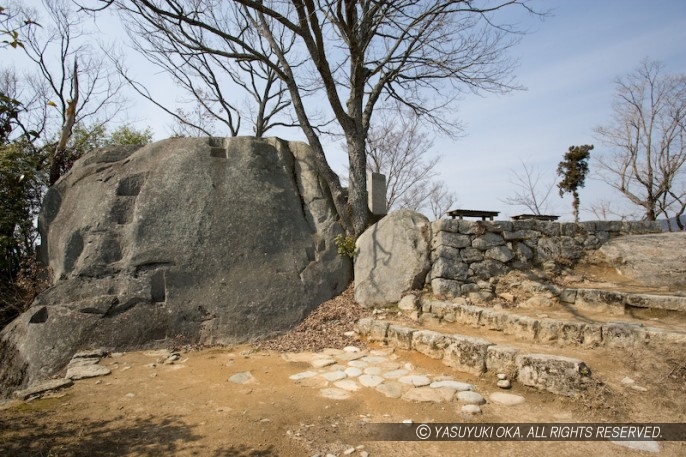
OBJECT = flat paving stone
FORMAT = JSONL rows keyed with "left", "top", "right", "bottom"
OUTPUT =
{"left": 376, "top": 382, "right": 404, "bottom": 399}
{"left": 457, "top": 391, "right": 486, "bottom": 405}
{"left": 363, "top": 367, "right": 382, "bottom": 376}
{"left": 289, "top": 371, "right": 317, "bottom": 381}
{"left": 347, "top": 360, "right": 368, "bottom": 368}
{"left": 359, "top": 374, "right": 384, "bottom": 387}
{"left": 399, "top": 375, "right": 431, "bottom": 387}
{"left": 337, "top": 352, "right": 366, "bottom": 362}
{"left": 430, "top": 380, "right": 473, "bottom": 391}
{"left": 489, "top": 392, "right": 525, "bottom": 406}
{"left": 402, "top": 386, "right": 455, "bottom": 403}
{"left": 611, "top": 440, "right": 660, "bottom": 453}
{"left": 383, "top": 369, "right": 409, "bottom": 379}
{"left": 320, "top": 388, "right": 352, "bottom": 400}
{"left": 344, "top": 367, "right": 363, "bottom": 377}
{"left": 361, "top": 356, "right": 388, "bottom": 364}
{"left": 322, "top": 371, "right": 347, "bottom": 382}
{"left": 311, "top": 358, "right": 337, "bottom": 368}
{"left": 334, "top": 380, "right": 361, "bottom": 392}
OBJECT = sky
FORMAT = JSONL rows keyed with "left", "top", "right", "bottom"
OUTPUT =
{"left": 9, "top": 0, "right": 686, "bottom": 222}
{"left": 432, "top": 0, "right": 686, "bottom": 221}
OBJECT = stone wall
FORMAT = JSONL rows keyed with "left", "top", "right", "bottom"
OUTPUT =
{"left": 429, "top": 219, "right": 661, "bottom": 299}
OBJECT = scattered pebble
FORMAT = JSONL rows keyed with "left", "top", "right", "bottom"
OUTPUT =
{"left": 497, "top": 373, "right": 508, "bottom": 380}
{"left": 497, "top": 379, "right": 512, "bottom": 389}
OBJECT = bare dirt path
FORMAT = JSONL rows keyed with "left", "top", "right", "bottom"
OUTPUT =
{"left": 1, "top": 340, "right": 684, "bottom": 457}
{"left": 1, "top": 286, "right": 685, "bottom": 457}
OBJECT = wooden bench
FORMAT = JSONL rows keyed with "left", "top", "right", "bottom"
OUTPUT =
{"left": 511, "top": 214, "right": 560, "bottom": 221}
{"left": 447, "top": 209, "right": 500, "bottom": 221}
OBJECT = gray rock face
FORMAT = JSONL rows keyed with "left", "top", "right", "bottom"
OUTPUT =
{"left": 0, "top": 137, "right": 351, "bottom": 396}
{"left": 594, "top": 232, "right": 686, "bottom": 290}
{"left": 354, "top": 210, "right": 431, "bottom": 307}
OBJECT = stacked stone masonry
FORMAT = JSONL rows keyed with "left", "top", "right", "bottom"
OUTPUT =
{"left": 355, "top": 317, "right": 593, "bottom": 397}
{"left": 429, "top": 219, "right": 661, "bottom": 298}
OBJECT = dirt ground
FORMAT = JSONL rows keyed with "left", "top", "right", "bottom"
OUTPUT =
{"left": 1, "top": 287, "right": 685, "bottom": 456}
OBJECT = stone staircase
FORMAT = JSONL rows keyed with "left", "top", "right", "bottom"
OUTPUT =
{"left": 354, "top": 290, "right": 686, "bottom": 398}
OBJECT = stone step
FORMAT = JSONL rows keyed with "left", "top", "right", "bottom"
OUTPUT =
{"left": 561, "top": 288, "right": 686, "bottom": 313}
{"left": 410, "top": 298, "right": 686, "bottom": 349}
{"left": 355, "top": 317, "right": 593, "bottom": 397}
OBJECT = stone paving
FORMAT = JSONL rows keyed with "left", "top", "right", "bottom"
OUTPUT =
{"left": 284, "top": 346, "right": 525, "bottom": 416}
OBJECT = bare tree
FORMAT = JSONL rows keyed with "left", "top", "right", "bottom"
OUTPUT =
{"left": 501, "top": 160, "right": 555, "bottom": 215}
{"left": 586, "top": 199, "right": 635, "bottom": 221}
{"left": 426, "top": 181, "right": 458, "bottom": 220}
{"left": 595, "top": 60, "right": 686, "bottom": 230}
{"left": 365, "top": 111, "right": 438, "bottom": 210}
{"left": 112, "top": 1, "right": 296, "bottom": 138}
{"left": 99, "top": 0, "right": 535, "bottom": 236}
{"left": 17, "top": 0, "right": 126, "bottom": 183}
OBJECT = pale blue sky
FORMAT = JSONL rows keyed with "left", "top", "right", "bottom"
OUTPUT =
{"left": 432, "top": 0, "right": 686, "bottom": 220}
{"left": 9, "top": 0, "right": 686, "bottom": 221}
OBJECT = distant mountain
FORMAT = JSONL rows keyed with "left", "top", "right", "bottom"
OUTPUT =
{"left": 659, "top": 215, "right": 686, "bottom": 231}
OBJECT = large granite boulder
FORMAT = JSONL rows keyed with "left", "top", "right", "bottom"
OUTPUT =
{"left": 354, "top": 210, "right": 431, "bottom": 307}
{"left": 593, "top": 232, "right": 686, "bottom": 291}
{"left": 0, "top": 137, "right": 351, "bottom": 396}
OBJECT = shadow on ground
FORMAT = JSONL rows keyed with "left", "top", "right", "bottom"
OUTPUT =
{"left": 0, "top": 407, "right": 277, "bottom": 457}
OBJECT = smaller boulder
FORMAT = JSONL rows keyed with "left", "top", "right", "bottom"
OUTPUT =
{"left": 355, "top": 210, "right": 431, "bottom": 307}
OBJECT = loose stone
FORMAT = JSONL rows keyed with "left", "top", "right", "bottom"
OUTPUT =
{"left": 497, "top": 373, "right": 508, "bottom": 380}
{"left": 497, "top": 379, "right": 512, "bottom": 389}
{"left": 228, "top": 372, "right": 254, "bottom": 384}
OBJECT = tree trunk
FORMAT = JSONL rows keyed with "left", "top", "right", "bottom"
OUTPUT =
{"left": 346, "top": 133, "right": 370, "bottom": 237}
{"left": 572, "top": 191, "right": 580, "bottom": 223}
